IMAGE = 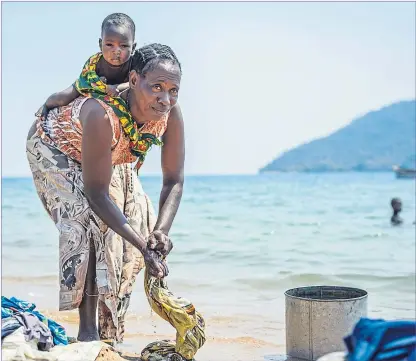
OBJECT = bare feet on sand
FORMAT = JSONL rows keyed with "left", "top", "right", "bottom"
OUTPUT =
{"left": 77, "top": 328, "right": 100, "bottom": 342}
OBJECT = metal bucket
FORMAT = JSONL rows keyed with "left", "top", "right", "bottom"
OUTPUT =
{"left": 285, "top": 286, "right": 368, "bottom": 361}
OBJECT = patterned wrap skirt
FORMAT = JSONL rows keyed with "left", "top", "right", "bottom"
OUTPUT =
{"left": 26, "top": 131, "right": 156, "bottom": 343}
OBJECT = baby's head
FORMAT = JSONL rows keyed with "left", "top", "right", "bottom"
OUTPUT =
{"left": 99, "top": 13, "right": 136, "bottom": 66}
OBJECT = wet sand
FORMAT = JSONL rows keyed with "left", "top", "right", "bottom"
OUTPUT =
{"left": 56, "top": 310, "right": 285, "bottom": 361}
{"left": 3, "top": 277, "right": 287, "bottom": 360}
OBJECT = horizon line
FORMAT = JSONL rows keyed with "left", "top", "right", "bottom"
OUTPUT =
{"left": 1, "top": 170, "right": 396, "bottom": 180}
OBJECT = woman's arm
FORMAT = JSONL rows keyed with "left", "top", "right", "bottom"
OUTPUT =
{"left": 80, "top": 99, "right": 165, "bottom": 278}
{"left": 148, "top": 104, "right": 185, "bottom": 256}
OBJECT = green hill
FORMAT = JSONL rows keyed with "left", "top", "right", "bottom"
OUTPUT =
{"left": 260, "top": 100, "right": 416, "bottom": 172}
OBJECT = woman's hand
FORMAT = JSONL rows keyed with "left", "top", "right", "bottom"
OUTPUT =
{"left": 147, "top": 230, "right": 173, "bottom": 257}
{"left": 142, "top": 247, "right": 169, "bottom": 278}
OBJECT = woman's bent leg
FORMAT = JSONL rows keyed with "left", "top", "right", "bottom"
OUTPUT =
{"left": 26, "top": 134, "right": 101, "bottom": 340}
{"left": 78, "top": 238, "right": 99, "bottom": 341}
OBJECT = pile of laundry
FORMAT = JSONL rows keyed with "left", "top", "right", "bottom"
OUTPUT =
{"left": 1, "top": 296, "right": 106, "bottom": 361}
{"left": 2, "top": 296, "right": 68, "bottom": 350}
{"left": 1, "top": 293, "right": 204, "bottom": 361}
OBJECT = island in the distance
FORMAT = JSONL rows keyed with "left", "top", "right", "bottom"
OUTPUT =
{"left": 259, "top": 100, "right": 416, "bottom": 173}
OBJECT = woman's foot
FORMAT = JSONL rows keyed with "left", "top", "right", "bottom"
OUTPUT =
{"left": 77, "top": 328, "right": 100, "bottom": 342}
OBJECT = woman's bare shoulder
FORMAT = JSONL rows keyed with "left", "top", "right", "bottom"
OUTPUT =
{"left": 168, "top": 103, "right": 183, "bottom": 124}
{"left": 79, "top": 98, "right": 109, "bottom": 126}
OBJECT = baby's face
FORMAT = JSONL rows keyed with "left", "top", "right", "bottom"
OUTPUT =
{"left": 100, "top": 25, "right": 135, "bottom": 66}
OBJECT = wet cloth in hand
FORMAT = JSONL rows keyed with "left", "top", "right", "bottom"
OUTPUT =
{"left": 142, "top": 268, "right": 206, "bottom": 361}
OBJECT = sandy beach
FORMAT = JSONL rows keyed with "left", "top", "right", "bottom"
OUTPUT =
{"left": 39, "top": 310, "right": 285, "bottom": 361}
{"left": 2, "top": 277, "right": 286, "bottom": 361}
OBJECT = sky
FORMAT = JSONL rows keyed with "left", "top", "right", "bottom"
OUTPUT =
{"left": 1, "top": 1, "right": 415, "bottom": 177}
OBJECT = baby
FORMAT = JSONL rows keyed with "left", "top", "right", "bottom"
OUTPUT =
{"left": 37, "top": 13, "right": 136, "bottom": 119}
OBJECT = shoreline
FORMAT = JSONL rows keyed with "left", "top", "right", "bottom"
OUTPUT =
{"left": 2, "top": 281, "right": 415, "bottom": 361}
{"left": 59, "top": 315, "right": 285, "bottom": 361}
{"left": 3, "top": 273, "right": 415, "bottom": 358}
{"left": 2, "top": 280, "right": 287, "bottom": 360}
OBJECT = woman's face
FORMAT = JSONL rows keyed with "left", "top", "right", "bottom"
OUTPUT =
{"left": 129, "top": 60, "right": 181, "bottom": 122}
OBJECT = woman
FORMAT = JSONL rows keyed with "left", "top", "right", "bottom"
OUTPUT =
{"left": 26, "top": 43, "right": 184, "bottom": 344}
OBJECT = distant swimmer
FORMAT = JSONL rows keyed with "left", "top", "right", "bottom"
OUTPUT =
{"left": 390, "top": 198, "right": 403, "bottom": 225}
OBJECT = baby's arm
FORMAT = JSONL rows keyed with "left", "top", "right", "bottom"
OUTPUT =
{"left": 45, "top": 84, "right": 80, "bottom": 109}
{"left": 116, "top": 82, "right": 130, "bottom": 94}
{"left": 103, "top": 81, "right": 130, "bottom": 97}
{"left": 36, "top": 84, "right": 80, "bottom": 119}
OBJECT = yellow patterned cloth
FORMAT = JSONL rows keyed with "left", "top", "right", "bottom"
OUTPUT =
{"left": 142, "top": 268, "right": 206, "bottom": 361}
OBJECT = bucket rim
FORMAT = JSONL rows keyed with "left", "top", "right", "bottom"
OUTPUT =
{"left": 284, "top": 285, "right": 368, "bottom": 302}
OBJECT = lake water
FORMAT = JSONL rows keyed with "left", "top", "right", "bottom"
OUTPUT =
{"left": 2, "top": 173, "right": 415, "bottom": 348}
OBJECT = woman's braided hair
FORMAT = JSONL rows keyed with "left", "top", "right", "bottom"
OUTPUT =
{"left": 132, "top": 43, "right": 182, "bottom": 76}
